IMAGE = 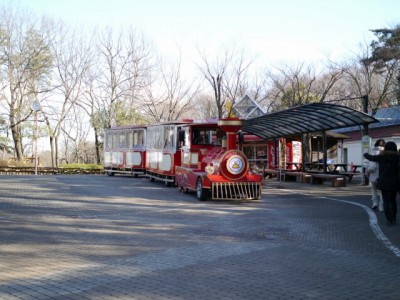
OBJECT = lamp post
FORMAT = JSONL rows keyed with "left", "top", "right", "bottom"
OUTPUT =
{"left": 361, "top": 95, "right": 369, "bottom": 185}
{"left": 31, "top": 101, "right": 41, "bottom": 175}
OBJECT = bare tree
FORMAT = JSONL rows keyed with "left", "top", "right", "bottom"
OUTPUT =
{"left": 337, "top": 41, "right": 399, "bottom": 114}
{"left": 190, "top": 92, "right": 218, "bottom": 119}
{"left": 60, "top": 106, "right": 90, "bottom": 164}
{"left": 142, "top": 54, "right": 199, "bottom": 122}
{"left": 42, "top": 25, "right": 93, "bottom": 167}
{"left": 95, "top": 27, "right": 154, "bottom": 128}
{"left": 197, "top": 47, "right": 233, "bottom": 118}
{"left": 0, "top": 5, "right": 53, "bottom": 160}
{"left": 223, "top": 49, "right": 253, "bottom": 116}
{"left": 266, "top": 62, "right": 343, "bottom": 111}
{"left": 79, "top": 27, "right": 154, "bottom": 164}
{"left": 245, "top": 71, "right": 274, "bottom": 113}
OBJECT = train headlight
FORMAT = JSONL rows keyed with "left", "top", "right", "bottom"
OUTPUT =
{"left": 205, "top": 165, "right": 215, "bottom": 174}
{"left": 226, "top": 155, "right": 245, "bottom": 175}
{"left": 251, "top": 165, "right": 260, "bottom": 173}
{"left": 218, "top": 150, "right": 248, "bottom": 180}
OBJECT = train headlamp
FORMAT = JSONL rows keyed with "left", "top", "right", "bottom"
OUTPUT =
{"left": 205, "top": 165, "right": 215, "bottom": 174}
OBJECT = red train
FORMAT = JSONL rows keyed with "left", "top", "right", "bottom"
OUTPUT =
{"left": 104, "top": 117, "right": 262, "bottom": 201}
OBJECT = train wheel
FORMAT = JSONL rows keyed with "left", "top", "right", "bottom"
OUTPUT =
{"left": 165, "top": 181, "right": 171, "bottom": 187}
{"left": 106, "top": 171, "right": 114, "bottom": 177}
{"left": 149, "top": 177, "right": 155, "bottom": 182}
{"left": 132, "top": 172, "right": 138, "bottom": 178}
{"left": 196, "top": 178, "right": 207, "bottom": 201}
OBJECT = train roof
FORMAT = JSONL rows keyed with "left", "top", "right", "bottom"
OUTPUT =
{"left": 146, "top": 118, "right": 220, "bottom": 127}
{"left": 105, "top": 125, "right": 147, "bottom": 131}
{"left": 105, "top": 118, "right": 231, "bottom": 130}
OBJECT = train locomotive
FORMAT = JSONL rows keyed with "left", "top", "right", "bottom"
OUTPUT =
{"left": 104, "top": 117, "right": 263, "bottom": 201}
{"left": 175, "top": 118, "right": 262, "bottom": 200}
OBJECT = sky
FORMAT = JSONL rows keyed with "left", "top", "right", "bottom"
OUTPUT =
{"left": 11, "top": 0, "right": 400, "bottom": 70}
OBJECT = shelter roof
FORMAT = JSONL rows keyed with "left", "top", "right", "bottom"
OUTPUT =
{"left": 242, "top": 102, "right": 378, "bottom": 140}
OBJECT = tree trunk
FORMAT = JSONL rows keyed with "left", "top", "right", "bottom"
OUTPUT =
{"left": 94, "top": 128, "right": 101, "bottom": 164}
{"left": 55, "top": 136, "right": 59, "bottom": 167}
{"left": 10, "top": 123, "right": 23, "bottom": 161}
{"left": 49, "top": 136, "right": 55, "bottom": 168}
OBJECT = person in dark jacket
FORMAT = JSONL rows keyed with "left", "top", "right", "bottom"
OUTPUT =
{"left": 364, "top": 141, "right": 400, "bottom": 226}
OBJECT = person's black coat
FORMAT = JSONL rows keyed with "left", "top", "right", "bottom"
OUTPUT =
{"left": 364, "top": 150, "right": 399, "bottom": 191}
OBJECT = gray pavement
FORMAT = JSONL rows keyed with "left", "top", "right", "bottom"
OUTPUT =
{"left": 0, "top": 175, "right": 399, "bottom": 300}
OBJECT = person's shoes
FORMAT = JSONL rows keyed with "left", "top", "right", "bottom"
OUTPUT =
{"left": 386, "top": 220, "right": 394, "bottom": 226}
{"left": 372, "top": 204, "right": 378, "bottom": 210}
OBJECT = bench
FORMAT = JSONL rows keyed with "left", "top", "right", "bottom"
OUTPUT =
{"left": 310, "top": 173, "right": 346, "bottom": 187}
{"left": 302, "top": 173, "right": 312, "bottom": 183}
{"left": 282, "top": 171, "right": 303, "bottom": 182}
{"left": 282, "top": 171, "right": 313, "bottom": 183}
{"left": 263, "top": 169, "right": 280, "bottom": 179}
{"left": 338, "top": 172, "right": 360, "bottom": 183}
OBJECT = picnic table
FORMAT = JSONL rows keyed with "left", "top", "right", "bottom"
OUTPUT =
{"left": 285, "top": 162, "right": 302, "bottom": 170}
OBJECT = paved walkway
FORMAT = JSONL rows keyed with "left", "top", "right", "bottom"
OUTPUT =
{"left": 0, "top": 175, "right": 399, "bottom": 299}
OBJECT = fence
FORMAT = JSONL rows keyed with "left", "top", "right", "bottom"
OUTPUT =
{"left": 0, "top": 167, "right": 104, "bottom": 175}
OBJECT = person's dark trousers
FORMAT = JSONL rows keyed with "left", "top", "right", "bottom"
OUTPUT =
{"left": 381, "top": 190, "right": 398, "bottom": 224}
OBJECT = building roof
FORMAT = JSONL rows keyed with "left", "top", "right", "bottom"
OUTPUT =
{"left": 242, "top": 102, "right": 378, "bottom": 140}
{"left": 335, "top": 105, "right": 400, "bottom": 133}
{"left": 233, "top": 95, "right": 265, "bottom": 118}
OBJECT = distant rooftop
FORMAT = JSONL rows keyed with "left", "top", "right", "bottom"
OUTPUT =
{"left": 233, "top": 95, "right": 265, "bottom": 118}
{"left": 335, "top": 105, "right": 400, "bottom": 133}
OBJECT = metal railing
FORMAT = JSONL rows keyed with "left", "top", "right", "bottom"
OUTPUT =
{"left": 211, "top": 181, "right": 261, "bottom": 200}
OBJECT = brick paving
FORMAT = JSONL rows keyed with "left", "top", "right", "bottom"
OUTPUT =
{"left": 0, "top": 175, "right": 399, "bottom": 299}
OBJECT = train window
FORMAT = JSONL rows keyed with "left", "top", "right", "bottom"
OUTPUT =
{"left": 164, "top": 126, "right": 175, "bottom": 150}
{"left": 194, "top": 130, "right": 208, "bottom": 144}
{"left": 147, "top": 126, "right": 163, "bottom": 149}
{"left": 183, "top": 151, "right": 190, "bottom": 164}
{"left": 105, "top": 131, "right": 112, "bottom": 150}
{"left": 243, "top": 146, "right": 255, "bottom": 160}
{"left": 178, "top": 128, "right": 185, "bottom": 147}
{"left": 133, "top": 130, "right": 144, "bottom": 147}
{"left": 182, "top": 127, "right": 190, "bottom": 147}
{"left": 155, "top": 127, "right": 163, "bottom": 149}
{"left": 214, "top": 129, "right": 225, "bottom": 146}
{"left": 138, "top": 130, "right": 144, "bottom": 145}
{"left": 193, "top": 128, "right": 223, "bottom": 145}
{"left": 119, "top": 131, "right": 126, "bottom": 148}
{"left": 193, "top": 128, "right": 212, "bottom": 145}
{"left": 146, "top": 127, "right": 156, "bottom": 149}
{"left": 112, "top": 132, "right": 119, "bottom": 149}
{"left": 128, "top": 131, "right": 134, "bottom": 148}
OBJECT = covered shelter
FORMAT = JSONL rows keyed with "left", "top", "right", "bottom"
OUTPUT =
{"left": 242, "top": 102, "right": 378, "bottom": 173}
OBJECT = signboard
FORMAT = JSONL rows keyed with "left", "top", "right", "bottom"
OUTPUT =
{"left": 31, "top": 101, "right": 41, "bottom": 111}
